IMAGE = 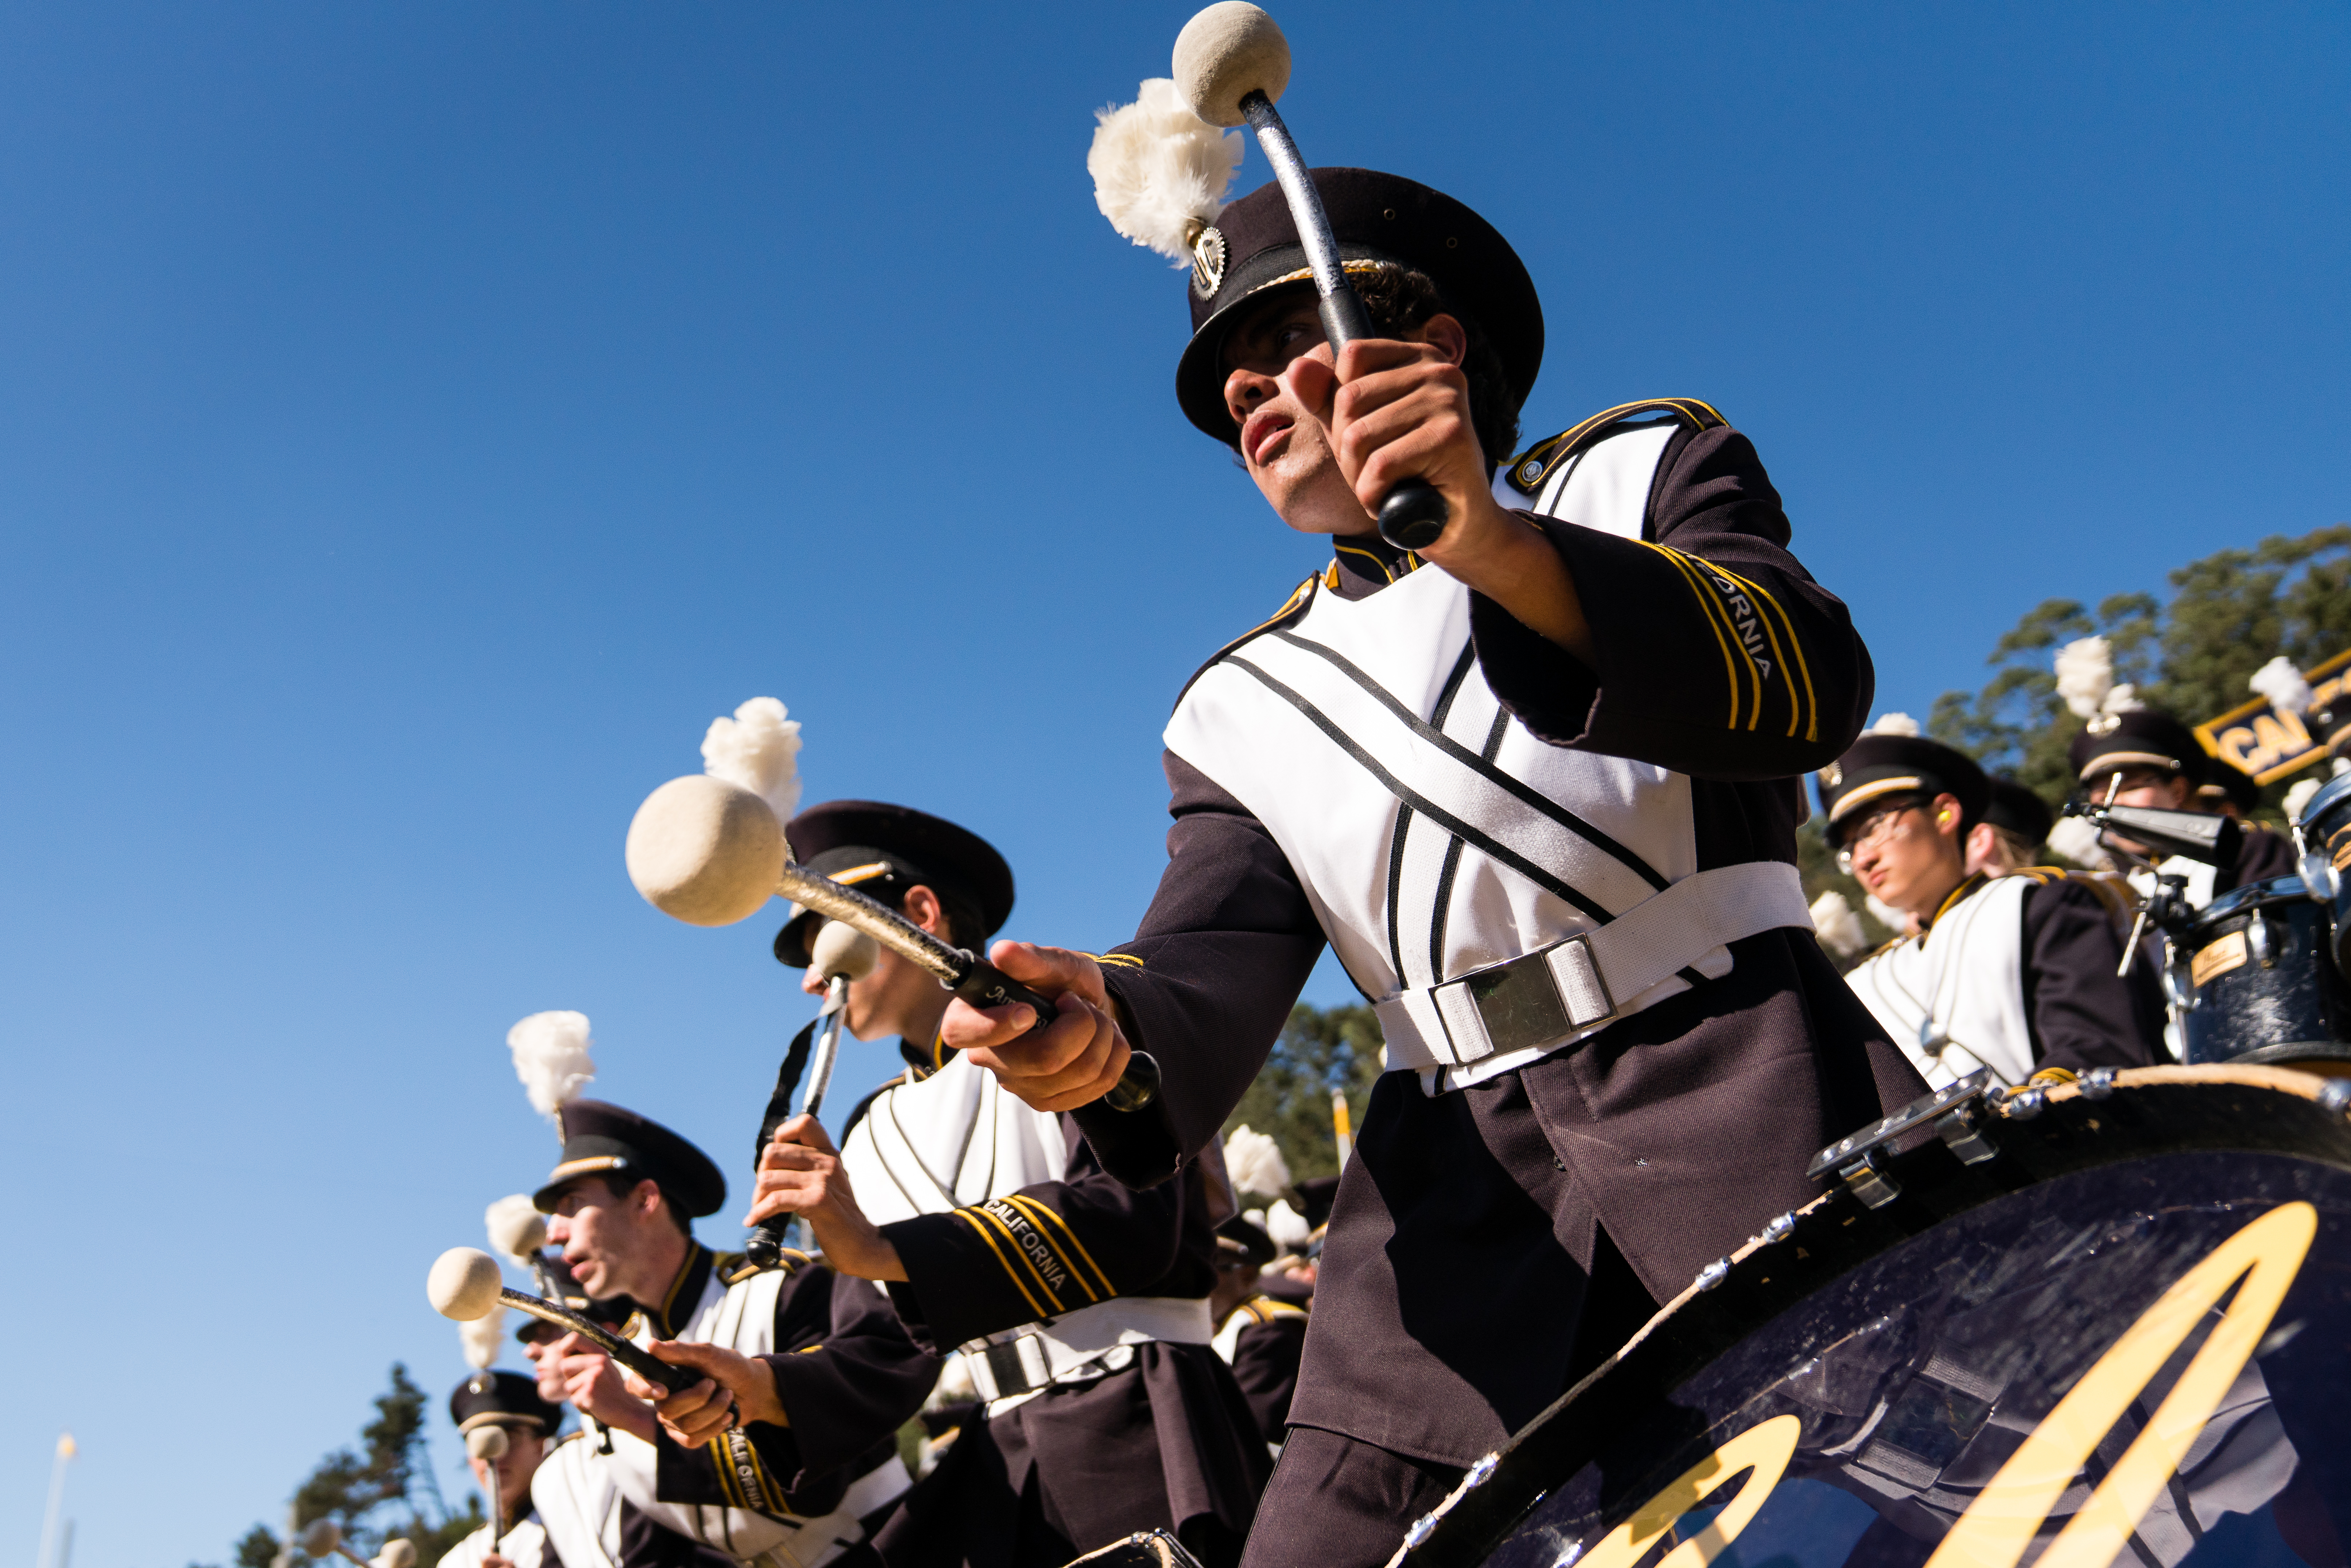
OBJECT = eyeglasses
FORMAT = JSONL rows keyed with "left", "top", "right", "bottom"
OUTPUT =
{"left": 1834, "top": 801, "right": 1925, "bottom": 874}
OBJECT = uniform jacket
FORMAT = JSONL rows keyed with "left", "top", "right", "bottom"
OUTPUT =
{"left": 1074, "top": 404, "right": 1928, "bottom": 1463}
{"left": 1210, "top": 1295, "right": 1308, "bottom": 1444}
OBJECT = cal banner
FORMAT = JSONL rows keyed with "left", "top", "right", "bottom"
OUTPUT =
{"left": 2197, "top": 650, "right": 2351, "bottom": 785}
{"left": 1393, "top": 1066, "right": 2351, "bottom": 1568}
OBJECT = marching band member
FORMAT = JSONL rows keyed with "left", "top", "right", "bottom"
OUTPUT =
{"left": 2071, "top": 709, "right": 2296, "bottom": 905}
{"left": 1828, "top": 731, "right": 2164, "bottom": 1087}
{"left": 753, "top": 802, "right": 1270, "bottom": 1568}
{"left": 531, "top": 1100, "right": 935, "bottom": 1568}
{"left": 439, "top": 1372, "right": 573, "bottom": 1568}
{"left": 1967, "top": 775, "right": 2053, "bottom": 876}
{"left": 1205, "top": 1216, "right": 1306, "bottom": 1449}
{"left": 937, "top": 160, "right": 1926, "bottom": 1567}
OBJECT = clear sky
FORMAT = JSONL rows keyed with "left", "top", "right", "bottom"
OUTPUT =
{"left": 3, "top": 3, "right": 2345, "bottom": 1560}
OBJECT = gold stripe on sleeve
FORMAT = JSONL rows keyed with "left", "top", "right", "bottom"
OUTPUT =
{"left": 1002, "top": 1194, "right": 1115, "bottom": 1302}
{"left": 1640, "top": 542, "right": 1747, "bottom": 729}
{"left": 1714, "top": 564, "right": 1819, "bottom": 743}
{"left": 968, "top": 1204, "right": 1070, "bottom": 1314}
{"left": 953, "top": 1210, "right": 1054, "bottom": 1320}
{"left": 1706, "top": 564, "right": 1801, "bottom": 739}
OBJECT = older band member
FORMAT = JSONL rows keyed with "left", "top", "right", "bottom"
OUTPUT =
{"left": 935, "top": 166, "right": 1924, "bottom": 1567}
{"left": 440, "top": 1372, "right": 571, "bottom": 1568}
{"left": 2071, "top": 710, "right": 2297, "bottom": 904}
{"left": 1828, "top": 732, "right": 2162, "bottom": 1087}
{"left": 753, "top": 801, "right": 1270, "bottom": 1568}
{"left": 532, "top": 1100, "right": 935, "bottom": 1568}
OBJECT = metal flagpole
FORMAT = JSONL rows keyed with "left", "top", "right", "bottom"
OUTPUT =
{"left": 35, "top": 1434, "right": 74, "bottom": 1568}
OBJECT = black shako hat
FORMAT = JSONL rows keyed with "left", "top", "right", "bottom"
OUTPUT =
{"left": 449, "top": 1369, "right": 564, "bottom": 1434}
{"left": 1216, "top": 1214, "right": 1277, "bottom": 1269}
{"left": 772, "top": 800, "right": 1016, "bottom": 968}
{"left": 2068, "top": 710, "right": 2206, "bottom": 786}
{"left": 1982, "top": 776, "right": 2055, "bottom": 848}
{"left": 2200, "top": 757, "right": 2261, "bottom": 815}
{"left": 1174, "top": 168, "right": 1543, "bottom": 444}
{"left": 1817, "top": 733, "right": 1990, "bottom": 845}
{"left": 531, "top": 1099, "right": 727, "bottom": 1219}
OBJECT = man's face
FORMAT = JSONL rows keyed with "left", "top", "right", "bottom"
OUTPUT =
{"left": 1844, "top": 793, "right": 1968, "bottom": 921}
{"left": 543, "top": 1178, "right": 655, "bottom": 1299}
{"left": 2096, "top": 766, "right": 2192, "bottom": 857}
{"left": 1218, "top": 293, "right": 1464, "bottom": 538}
{"left": 798, "top": 892, "right": 956, "bottom": 1046}
{"left": 466, "top": 1426, "right": 545, "bottom": 1518}
{"left": 523, "top": 1332, "right": 564, "bottom": 1404}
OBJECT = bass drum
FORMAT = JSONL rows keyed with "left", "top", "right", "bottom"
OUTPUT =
{"left": 1393, "top": 1065, "right": 2351, "bottom": 1568}
{"left": 2179, "top": 877, "right": 2351, "bottom": 1071}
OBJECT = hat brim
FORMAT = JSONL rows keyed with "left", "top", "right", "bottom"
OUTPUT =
{"left": 1176, "top": 250, "right": 1412, "bottom": 443}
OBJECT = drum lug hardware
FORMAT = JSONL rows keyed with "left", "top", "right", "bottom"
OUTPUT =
{"left": 1695, "top": 1257, "right": 1730, "bottom": 1291}
{"left": 2081, "top": 1066, "right": 2118, "bottom": 1100}
{"left": 2320, "top": 1080, "right": 2351, "bottom": 1118}
{"left": 1808, "top": 1068, "right": 1994, "bottom": 1199}
{"left": 1835, "top": 1148, "right": 1902, "bottom": 1209}
{"left": 2248, "top": 913, "right": 2276, "bottom": 969}
{"left": 1403, "top": 1514, "right": 1438, "bottom": 1551}
{"left": 1763, "top": 1211, "right": 1797, "bottom": 1244}
{"left": 2003, "top": 1085, "right": 2047, "bottom": 1120}
{"left": 1464, "top": 1452, "right": 1499, "bottom": 1488}
{"left": 1935, "top": 1102, "right": 1999, "bottom": 1164}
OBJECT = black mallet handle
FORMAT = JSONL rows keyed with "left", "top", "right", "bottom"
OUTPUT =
{"left": 952, "top": 962, "right": 1163, "bottom": 1114}
{"left": 1240, "top": 89, "right": 1450, "bottom": 552}
{"left": 497, "top": 1287, "right": 712, "bottom": 1399}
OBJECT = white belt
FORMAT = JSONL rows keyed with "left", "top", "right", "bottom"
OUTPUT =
{"left": 1375, "top": 861, "right": 1813, "bottom": 1071}
{"left": 962, "top": 1296, "right": 1213, "bottom": 1404}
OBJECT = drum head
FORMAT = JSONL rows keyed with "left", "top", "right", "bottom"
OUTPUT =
{"left": 1397, "top": 1067, "right": 2351, "bottom": 1568}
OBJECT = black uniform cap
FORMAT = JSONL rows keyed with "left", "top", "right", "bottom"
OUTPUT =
{"left": 1293, "top": 1175, "right": 1341, "bottom": 1232}
{"left": 532, "top": 1099, "right": 726, "bottom": 1219}
{"left": 1816, "top": 733, "right": 1990, "bottom": 846}
{"left": 2068, "top": 710, "right": 2205, "bottom": 786}
{"left": 2200, "top": 757, "right": 2261, "bottom": 815}
{"left": 449, "top": 1369, "right": 564, "bottom": 1434}
{"left": 1983, "top": 776, "right": 2055, "bottom": 847}
{"left": 772, "top": 800, "right": 1015, "bottom": 969}
{"left": 1174, "top": 169, "right": 1542, "bottom": 444}
{"left": 1216, "top": 1215, "right": 1277, "bottom": 1269}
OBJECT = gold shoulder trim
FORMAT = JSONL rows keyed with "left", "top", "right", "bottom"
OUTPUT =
{"left": 1502, "top": 398, "right": 1727, "bottom": 498}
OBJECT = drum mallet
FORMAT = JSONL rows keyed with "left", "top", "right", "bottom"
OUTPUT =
{"left": 1173, "top": 3, "right": 1452, "bottom": 551}
{"left": 744, "top": 917, "right": 880, "bottom": 1270}
{"left": 295, "top": 1520, "right": 383, "bottom": 1568}
{"left": 464, "top": 1425, "right": 511, "bottom": 1550}
{"left": 427, "top": 1247, "right": 713, "bottom": 1399}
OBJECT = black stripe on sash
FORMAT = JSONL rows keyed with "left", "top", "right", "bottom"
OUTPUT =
{"left": 1266, "top": 630, "right": 1670, "bottom": 892}
{"left": 1429, "top": 705, "right": 1514, "bottom": 982}
{"left": 1388, "top": 645, "right": 1481, "bottom": 984}
{"left": 1225, "top": 654, "right": 1615, "bottom": 924}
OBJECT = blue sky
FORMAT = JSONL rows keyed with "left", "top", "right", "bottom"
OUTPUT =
{"left": 3, "top": 3, "right": 2344, "bottom": 1560}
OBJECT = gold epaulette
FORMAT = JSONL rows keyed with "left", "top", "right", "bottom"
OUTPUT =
{"left": 718, "top": 1247, "right": 810, "bottom": 1287}
{"left": 1501, "top": 399, "right": 1727, "bottom": 499}
{"left": 1240, "top": 1294, "right": 1309, "bottom": 1324}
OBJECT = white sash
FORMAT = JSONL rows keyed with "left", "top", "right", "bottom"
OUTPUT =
{"left": 1844, "top": 876, "right": 2038, "bottom": 1089}
{"left": 531, "top": 1434, "right": 624, "bottom": 1568}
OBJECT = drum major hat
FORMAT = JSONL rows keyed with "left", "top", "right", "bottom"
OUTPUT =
{"left": 1817, "top": 734, "right": 1990, "bottom": 845}
{"left": 1982, "top": 776, "right": 2054, "bottom": 847}
{"left": 771, "top": 800, "right": 1016, "bottom": 969}
{"left": 1173, "top": 169, "right": 1543, "bottom": 445}
{"left": 448, "top": 1369, "right": 564, "bottom": 1434}
{"left": 531, "top": 1099, "right": 726, "bottom": 1219}
{"left": 2067, "top": 709, "right": 2205, "bottom": 786}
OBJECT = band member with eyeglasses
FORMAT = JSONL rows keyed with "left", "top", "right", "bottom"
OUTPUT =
{"left": 1824, "top": 731, "right": 2164, "bottom": 1088}
{"left": 2069, "top": 710, "right": 2296, "bottom": 907}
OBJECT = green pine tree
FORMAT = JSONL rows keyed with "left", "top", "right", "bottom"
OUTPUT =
{"left": 1221, "top": 1002, "right": 1384, "bottom": 1187}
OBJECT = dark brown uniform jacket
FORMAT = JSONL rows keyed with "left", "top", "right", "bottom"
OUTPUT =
{"left": 845, "top": 1046, "right": 1270, "bottom": 1568}
{"left": 1075, "top": 419, "right": 1930, "bottom": 1467}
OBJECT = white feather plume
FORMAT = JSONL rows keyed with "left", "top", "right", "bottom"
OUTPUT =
{"left": 2251, "top": 656, "right": 2315, "bottom": 716}
{"left": 1865, "top": 892, "right": 1910, "bottom": 934}
{"left": 2285, "top": 775, "right": 2323, "bottom": 823}
{"left": 1088, "top": 80, "right": 1244, "bottom": 263}
{"left": 2047, "top": 814, "right": 2111, "bottom": 868}
{"left": 1810, "top": 890, "right": 1867, "bottom": 958}
{"left": 2055, "top": 638, "right": 2114, "bottom": 719}
{"left": 459, "top": 1303, "right": 506, "bottom": 1371}
{"left": 1222, "top": 1124, "right": 1292, "bottom": 1199}
{"left": 508, "top": 1011, "right": 595, "bottom": 1119}
{"left": 1265, "top": 1198, "right": 1313, "bottom": 1252}
{"left": 1865, "top": 712, "right": 1920, "bottom": 737}
{"left": 701, "top": 697, "right": 802, "bottom": 823}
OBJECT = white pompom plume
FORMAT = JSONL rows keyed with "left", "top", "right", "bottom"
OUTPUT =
{"left": 1089, "top": 79, "right": 1243, "bottom": 263}
{"left": 508, "top": 1011, "right": 595, "bottom": 1120}
{"left": 1810, "top": 890, "right": 1867, "bottom": 958}
{"left": 459, "top": 1303, "right": 507, "bottom": 1370}
{"left": 485, "top": 1194, "right": 546, "bottom": 1260}
{"left": 2251, "top": 656, "right": 2315, "bottom": 716}
{"left": 429, "top": 1247, "right": 506, "bottom": 1321}
{"left": 2286, "top": 775, "right": 2325, "bottom": 824}
{"left": 702, "top": 697, "right": 802, "bottom": 825}
{"left": 1865, "top": 892, "right": 1909, "bottom": 934}
{"left": 374, "top": 1541, "right": 416, "bottom": 1568}
{"left": 1865, "top": 712, "right": 1920, "bottom": 737}
{"left": 2055, "top": 638, "right": 2114, "bottom": 719}
{"left": 1222, "top": 1124, "right": 1292, "bottom": 1199}
{"left": 1264, "top": 1198, "right": 1313, "bottom": 1251}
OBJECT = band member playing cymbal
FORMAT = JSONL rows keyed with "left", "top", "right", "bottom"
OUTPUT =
{"left": 1827, "top": 729, "right": 2164, "bottom": 1088}
{"left": 932, "top": 148, "right": 1926, "bottom": 1563}
{"left": 2071, "top": 708, "right": 2296, "bottom": 905}
{"left": 754, "top": 801, "right": 1270, "bottom": 1568}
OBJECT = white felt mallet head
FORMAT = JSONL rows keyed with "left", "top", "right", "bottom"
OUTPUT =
{"left": 300, "top": 1521, "right": 342, "bottom": 1558}
{"left": 1173, "top": 3, "right": 1291, "bottom": 127}
{"left": 374, "top": 1543, "right": 416, "bottom": 1568}
{"left": 625, "top": 774, "right": 786, "bottom": 927}
{"left": 428, "top": 1247, "right": 506, "bottom": 1322}
{"left": 810, "top": 919, "right": 881, "bottom": 983}
{"left": 466, "top": 1425, "right": 511, "bottom": 1462}
{"left": 484, "top": 1194, "right": 547, "bottom": 1259}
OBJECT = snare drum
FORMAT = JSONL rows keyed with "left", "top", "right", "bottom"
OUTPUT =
{"left": 1394, "top": 1065, "right": 2351, "bottom": 1568}
{"left": 2179, "top": 876, "right": 2351, "bottom": 1070}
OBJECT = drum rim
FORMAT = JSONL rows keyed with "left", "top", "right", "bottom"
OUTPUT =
{"left": 2197, "top": 873, "right": 2322, "bottom": 925}
{"left": 1393, "top": 1063, "right": 2351, "bottom": 1567}
{"left": 2300, "top": 769, "right": 2351, "bottom": 829}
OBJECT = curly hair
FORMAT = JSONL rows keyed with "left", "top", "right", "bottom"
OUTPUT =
{"left": 1350, "top": 267, "right": 1523, "bottom": 471}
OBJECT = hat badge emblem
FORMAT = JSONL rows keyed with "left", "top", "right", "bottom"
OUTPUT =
{"left": 1190, "top": 223, "right": 1228, "bottom": 299}
{"left": 2086, "top": 712, "right": 2121, "bottom": 736}
{"left": 1821, "top": 762, "right": 1843, "bottom": 789}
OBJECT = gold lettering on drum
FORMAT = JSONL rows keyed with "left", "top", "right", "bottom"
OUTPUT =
{"left": 1575, "top": 1414, "right": 1799, "bottom": 1568}
{"left": 2190, "top": 930, "right": 2248, "bottom": 988}
{"left": 1925, "top": 1200, "right": 2316, "bottom": 1568}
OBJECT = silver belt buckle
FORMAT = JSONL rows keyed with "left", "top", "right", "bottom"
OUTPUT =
{"left": 979, "top": 1333, "right": 1048, "bottom": 1399}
